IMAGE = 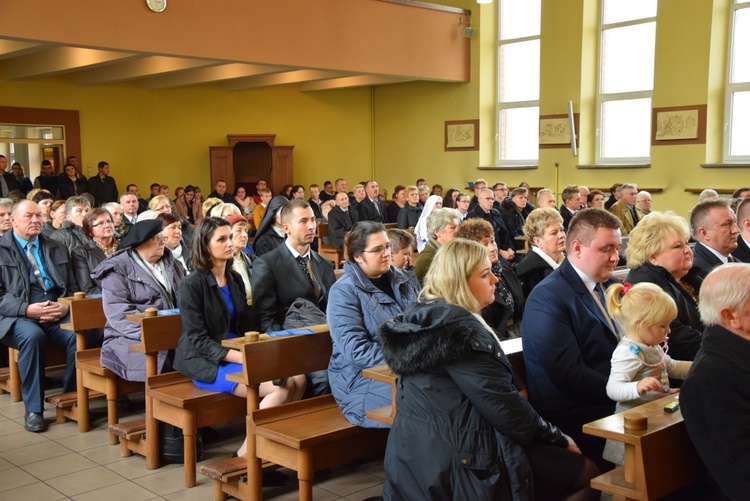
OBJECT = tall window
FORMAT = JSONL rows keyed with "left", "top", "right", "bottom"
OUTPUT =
{"left": 596, "top": 0, "right": 657, "bottom": 163}
{"left": 725, "top": 0, "right": 750, "bottom": 162}
{"left": 496, "top": 0, "right": 540, "bottom": 165}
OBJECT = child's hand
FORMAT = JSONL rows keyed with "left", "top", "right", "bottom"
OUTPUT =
{"left": 637, "top": 377, "right": 663, "bottom": 395}
{"left": 668, "top": 388, "right": 680, "bottom": 395}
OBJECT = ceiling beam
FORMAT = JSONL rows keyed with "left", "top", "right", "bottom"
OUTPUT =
{"left": 300, "top": 75, "right": 412, "bottom": 91}
{"left": 141, "top": 63, "right": 289, "bottom": 89}
{"left": 1, "top": 46, "right": 136, "bottom": 80}
{"left": 222, "top": 69, "right": 352, "bottom": 91}
{"left": 77, "top": 56, "right": 220, "bottom": 85}
{"left": 0, "top": 40, "right": 44, "bottom": 60}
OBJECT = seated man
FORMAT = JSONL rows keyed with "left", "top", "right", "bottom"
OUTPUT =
{"left": 252, "top": 199, "right": 336, "bottom": 332}
{"left": 327, "top": 191, "right": 358, "bottom": 249}
{"left": 684, "top": 199, "right": 740, "bottom": 293}
{"left": 682, "top": 263, "right": 750, "bottom": 500}
{"left": 559, "top": 185, "right": 581, "bottom": 232}
{"left": 522, "top": 208, "right": 622, "bottom": 467}
{"left": 0, "top": 200, "right": 78, "bottom": 432}
{"left": 608, "top": 183, "right": 639, "bottom": 235}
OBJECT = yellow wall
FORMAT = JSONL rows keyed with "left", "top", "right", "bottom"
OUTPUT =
{"left": 0, "top": 76, "right": 374, "bottom": 193}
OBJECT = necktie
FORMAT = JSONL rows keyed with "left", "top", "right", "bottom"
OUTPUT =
{"left": 728, "top": 255, "right": 736, "bottom": 263}
{"left": 592, "top": 283, "right": 619, "bottom": 338}
{"left": 297, "top": 255, "right": 321, "bottom": 298}
{"left": 26, "top": 243, "right": 47, "bottom": 291}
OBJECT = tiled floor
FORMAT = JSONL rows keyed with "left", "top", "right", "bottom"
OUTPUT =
{"left": 0, "top": 387, "right": 385, "bottom": 501}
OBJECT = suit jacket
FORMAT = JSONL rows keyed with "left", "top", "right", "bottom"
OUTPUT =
{"left": 357, "top": 197, "right": 386, "bottom": 223}
{"left": 87, "top": 175, "right": 119, "bottom": 207}
{"left": 327, "top": 206, "right": 357, "bottom": 249}
{"left": 683, "top": 242, "right": 729, "bottom": 293}
{"left": 56, "top": 174, "right": 89, "bottom": 200}
{"left": 559, "top": 204, "right": 577, "bottom": 232}
{"left": 251, "top": 244, "right": 336, "bottom": 332}
{"left": 0, "top": 171, "right": 20, "bottom": 197}
{"left": 733, "top": 234, "right": 750, "bottom": 263}
{"left": 0, "top": 232, "right": 78, "bottom": 340}
{"left": 521, "top": 259, "right": 618, "bottom": 453}
{"left": 467, "top": 205, "right": 513, "bottom": 251}
{"left": 609, "top": 200, "right": 636, "bottom": 236}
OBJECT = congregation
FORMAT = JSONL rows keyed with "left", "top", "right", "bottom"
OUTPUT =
{"left": 2, "top": 153, "right": 750, "bottom": 500}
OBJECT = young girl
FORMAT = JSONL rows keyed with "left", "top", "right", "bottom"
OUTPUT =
{"left": 603, "top": 282, "right": 693, "bottom": 465}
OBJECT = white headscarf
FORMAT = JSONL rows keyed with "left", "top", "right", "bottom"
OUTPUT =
{"left": 414, "top": 195, "right": 443, "bottom": 252}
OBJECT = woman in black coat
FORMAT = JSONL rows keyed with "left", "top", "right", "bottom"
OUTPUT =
{"left": 397, "top": 186, "right": 422, "bottom": 229}
{"left": 625, "top": 211, "right": 703, "bottom": 363}
{"left": 71, "top": 208, "right": 118, "bottom": 295}
{"left": 173, "top": 218, "right": 306, "bottom": 457}
{"left": 500, "top": 187, "right": 528, "bottom": 252}
{"left": 379, "top": 239, "right": 597, "bottom": 501}
{"left": 513, "top": 207, "right": 567, "bottom": 299}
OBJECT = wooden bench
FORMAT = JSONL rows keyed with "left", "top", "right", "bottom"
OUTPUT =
{"left": 200, "top": 325, "right": 388, "bottom": 501}
{"left": 583, "top": 395, "right": 702, "bottom": 500}
{"left": 317, "top": 222, "right": 344, "bottom": 269}
{"left": 44, "top": 294, "right": 113, "bottom": 434}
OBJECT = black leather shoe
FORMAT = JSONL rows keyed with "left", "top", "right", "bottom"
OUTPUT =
{"left": 24, "top": 412, "right": 46, "bottom": 432}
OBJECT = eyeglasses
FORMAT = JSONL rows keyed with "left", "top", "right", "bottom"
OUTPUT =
{"left": 91, "top": 220, "right": 115, "bottom": 228}
{"left": 152, "top": 234, "right": 168, "bottom": 243}
{"left": 363, "top": 243, "right": 393, "bottom": 255}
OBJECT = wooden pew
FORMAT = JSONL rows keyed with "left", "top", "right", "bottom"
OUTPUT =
{"left": 200, "top": 326, "right": 388, "bottom": 501}
{"left": 317, "top": 223, "right": 344, "bottom": 269}
{"left": 583, "top": 395, "right": 702, "bottom": 500}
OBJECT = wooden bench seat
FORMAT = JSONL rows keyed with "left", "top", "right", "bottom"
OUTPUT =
{"left": 317, "top": 223, "right": 343, "bottom": 269}
{"left": 201, "top": 325, "right": 388, "bottom": 501}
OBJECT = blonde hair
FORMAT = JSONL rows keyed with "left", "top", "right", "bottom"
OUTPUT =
{"left": 421, "top": 238, "right": 489, "bottom": 313}
{"left": 626, "top": 211, "right": 690, "bottom": 268}
{"left": 219, "top": 203, "right": 241, "bottom": 217}
{"left": 605, "top": 282, "right": 677, "bottom": 333}
{"left": 201, "top": 197, "right": 223, "bottom": 217}
{"left": 523, "top": 207, "right": 564, "bottom": 245}
{"left": 147, "top": 195, "right": 171, "bottom": 211}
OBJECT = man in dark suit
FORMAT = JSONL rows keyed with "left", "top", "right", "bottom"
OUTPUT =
{"left": 0, "top": 155, "right": 21, "bottom": 197}
{"left": 733, "top": 197, "right": 750, "bottom": 263}
{"left": 87, "top": 161, "right": 119, "bottom": 207}
{"left": 0, "top": 200, "right": 78, "bottom": 432}
{"left": 522, "top": 208, "right": 622, "bottom": 466}
{"left": 559, "top": 185, "right": 581, "bottom": 232}
{"left": 684, "top": 199, "right": 740, "bottom": 293}
{"left": 467, "top": 187, "right": 515, "bottom": 265}
{"left": 208, "top": 180, "right": 235, "bottom": 204}
{"left": 327, "top": 191, "right": 358, "bottom": 248}
{"left": 356, "top": 180, "right": 386, "bottom": 223}
{"left": 252, "top": 199, "right": 336, "bottom": 332}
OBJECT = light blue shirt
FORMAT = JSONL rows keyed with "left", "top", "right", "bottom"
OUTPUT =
{"left": 13, "top": 232, "right": 54, "bottom": 290}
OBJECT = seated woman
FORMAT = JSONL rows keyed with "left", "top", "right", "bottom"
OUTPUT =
{"left": 92, "top": 220, "right": 187, "bottom": 381}
{"left": 175, "top": 185, "right": 202, "bottom": 226}
{"left": 49, "top": 196, "right": 91, "bottom": 253}
{"left": 413, "top": 208, "right": 460, "bottom": 285}
{"left": 379, "top": 238, "right": 597, "bottom": 500}
{"left": 225, "top": 214, "right": 255, "bottom": 305}
{"left": 396, "top": 185, "right": 422, "bottom": 230}
{"left": 233, "top": 185, "right": 256, "bottom": 217}
{"left": 500, "top": 187, "right": 528, "bottom": 252}
{"left": 30, "top": 190, "right": 54, "bottom": 225}
{"left": 327, "top": 221, "right": 419, "bottom": 428}
{"left": 43, "top": 200, "right": 67, "bottom": 237}
{"left": 456, "top": 219, "right": 524, "bottom": 340}
{"left": 252, "top": 195, "right": 290, "bottom": 256}
{"left": 157, "top": 213, "right": 191, "bottom": 274}
{"left": 513, "top": 207, "right": 566, "bottom": 298}
{"left": 71, "top": 208, "right": 118, "bottom": 295}
{"left": 174, "top": 218, "right": 306, "bottom": 457}
{"left": 625, "top": 211, "right": 704, "bottom": 362}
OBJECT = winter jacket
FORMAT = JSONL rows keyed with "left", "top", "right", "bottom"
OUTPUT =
{"left": 48, "top": 220, "right": 89, "bottom": 254}
{"left": 91, "top": 248, "right": 186, "bottom": 381}
{"left": 327, "top": 261, "right": 419, "bottom": 428}
{"left": 396, "top": 203, "right": 421, "bottom": 230}
{"left": 500, "top": 198, "right": 526, "bottom": 252}
{"left": 173, "top": 268, "right": 253, "bottom": 383}
{"left": 71, "top": 239, "right": 107, "bottom": 294}
{"left": 380, "top": 301, "right": 568, "bottom": 501}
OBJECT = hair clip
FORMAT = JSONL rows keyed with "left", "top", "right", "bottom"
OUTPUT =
{"left": 621, "top": 282, "right": 632, "bottom": 296}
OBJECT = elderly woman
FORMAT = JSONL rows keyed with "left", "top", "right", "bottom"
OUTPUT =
{"left": 456, "top": 219, "right": 524, "bottom": 339}
{"left": 397, "top": 185, "right": 422, "bottom": 230}
{"left": 413, "top": 194, "right": 443, "bottom": 252}
{"left": 513, "top": 207, "right": 566, "bottom": 298}
{"left": 157, "top": 213, "right": 190, "bottom": 274}
{"left": 414, "top": 208, "right": 460, "bottom": 284}
{"left": 225, "top": 214, "right": 255, "bottom": 304}
{"left": 92, "top": 220, "right": 186, "bottom": 381}
{"left": 102, "top": 202, "right": 127, "bottom": 242}
{"left": 174, "top": 218, "right": 305, "bottom": 457}
{"left": 150, "top": 194, "right": 195, "bottom": 249}
{"left": 500, "top": 187, "right": 528, "bottom": 252}
{"left": 625, "top": 211, "right": 704, "bottom": 362}
{"left": 379, "top": 238, "right": 596, "bottom": 500}
{"left": 49, "top": 195, "right": 91, "bottom": 253}
{"left": 327, "top": 221, "right": 419, "bottom": 428}
{"left": 71, "top": 208, "right": 118, "bottom": 295}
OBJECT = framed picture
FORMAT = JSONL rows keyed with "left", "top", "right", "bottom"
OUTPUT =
{"left": 444, "top": 119, "right": 479, "bottom": 151}
{"left": 651, "top": 105, "right": 706, "bottom": 146}
{"left": 539, "top": 113, "right": 579, "bottom": 149}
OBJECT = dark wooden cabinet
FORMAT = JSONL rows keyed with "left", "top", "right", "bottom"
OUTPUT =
{"left": 209, "top": 134, "right": 293, "bottom": 195}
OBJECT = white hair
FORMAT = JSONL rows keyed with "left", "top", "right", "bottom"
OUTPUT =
{"left": 699, "top": 263, "right": 750, "bottom": 326}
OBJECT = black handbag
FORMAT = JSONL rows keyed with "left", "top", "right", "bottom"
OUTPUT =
{"left": 159, "top": 422, "right": 204, "bottom": 464}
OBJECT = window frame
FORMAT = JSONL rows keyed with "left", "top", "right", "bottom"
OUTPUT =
{"left": 723, "top": 0, "right": 750, "bottom": 163}
{"left": 595, "top": 11, "right": 657, "bottom": 165}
